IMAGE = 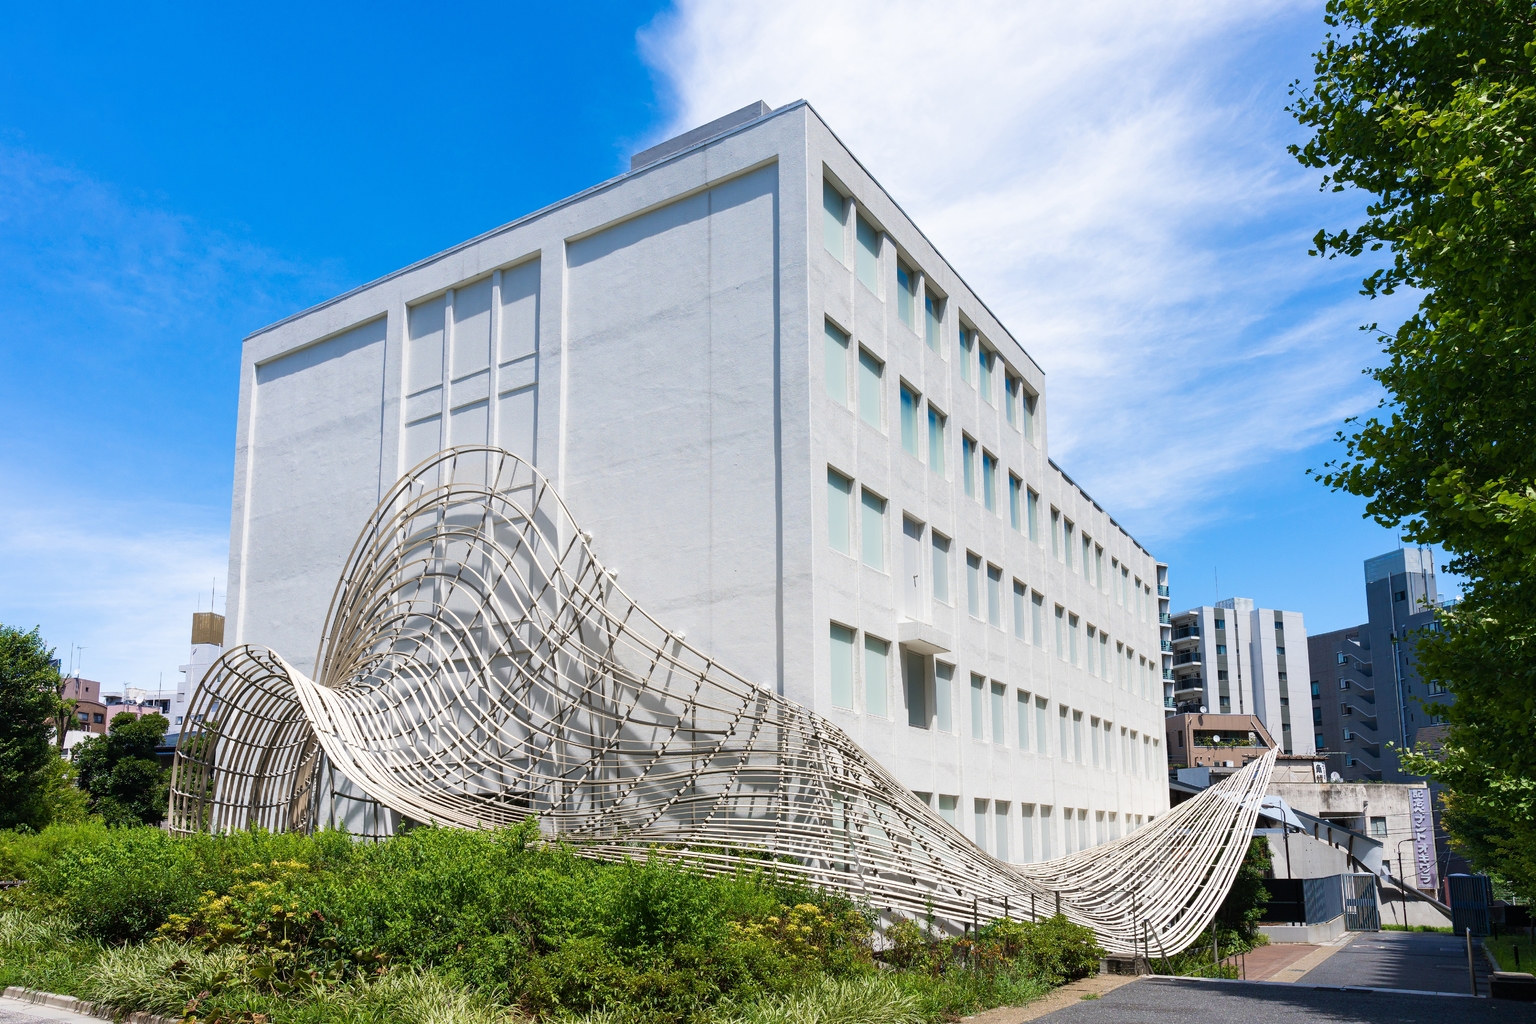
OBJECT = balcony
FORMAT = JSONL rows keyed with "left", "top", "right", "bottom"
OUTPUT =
{"left": 1172, "top": 625, "right": 1201, "bottom": 641}
{"left": 1159, "top": 612, "right": 1172, "bottom": 624}
{"left": 1172, "top": 650, "right": 1202, "bottom": 667}
{"left": 1164, "top": 698, "right": 1177, "bottom": 710}
{"left": 1158, "top": 585, "right": 1170, "bottom": 597}
{"left": 1163, "top": 669, "right": 1174, "bottom": 681}
{"left": 1160, "top": 640, "right": 1174, "bottom": 653}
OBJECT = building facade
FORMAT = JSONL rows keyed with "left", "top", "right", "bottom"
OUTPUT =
{"left": 1306, "top": 547, "right": 1451, "bottom": 783}
{"left": 1167, "top": 599, "right": 1312, "bottom": 755}
{"left": 224, "top": 100, "right": 1170, "bottom": 861}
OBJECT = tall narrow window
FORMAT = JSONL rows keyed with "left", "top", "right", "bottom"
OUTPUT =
{"left": 970, "top": 674, "right": 985, "bottom": 739}
{"left": 974, "top": 799, "right": 989, "bottom": 854}
{"left": 962, "top": 435, "right": 977, "bottom": 497}
{"left": 959, "top": 327, "right": 974, "bottom": 384}
{"left": 857, "top": 349, "right": 883, "bottom": 427}
{"left": 864, "top": 636, "right": 889, "bottom": 719}
{"left": 900, "top": 385, "right": 919, "bottom": 455}
{"left": 1091, "top": 716, "right": 1101, "bottom": 766}
{"left": 824, "top": 321, "right": 848, "bottom": 405}
{"left": 1051, "top": 508, "right": 1061, "bottom": 559}
{"left": 924, "top": 290, "right": 942, "bottom": 352}
{"left": 986, "top": 564, "right": 1002, "bottom": 627}
{"left": 1005, "top": 374, "right": 1020, "bottom": 427}
{"left": 855, "top": 216, "right": 880, "bottom": 293}
{"left": 1055, "top": 604, "right": 1066, "bottom": 658}
{"left": 1027, "top": 489, "right": 1040, "bottom": 542}
{"left": 1073, "top": 710, "right": 1084, "bottom": 763}
{"left": 990, "top": 681, "right": 1006, "bottom": 744}
{"left": 935, "top": 661, "right": 954, "bottom": 732}
{"left": 1064, "top": 521, "right": 1076, "bottom": 572}
{"left": 1100, "top": 631, "right": 1111, "bottom": 679}
{"left": 1095, "top": 546, "right": 1105, "bottom": 591}
{"left": 1022, "top": 390, "right": 1037, "bottom": 442}
{"left": 860, "top": 489, "right": 885, "bottom": 570}
{"left": 897, "top": 263, "right": 916, "bottom": 328}
{"left": 978, "top": 344, "right": 994, "bottom": 404}
{"left": 1069, "top": 612, "right": 1080, "bottom": 665}
{"left": 1058, "top": 705, "right": 1069, "bottom": 759}
{"left": 1012, "top": 580, "right": 1026, "bottom": 640}
{"left": 1016, "top": 690, "right": 1031, "bottom": 750}
{"left": 982, "top": 452, "right": 998, "bottom": 511}
{"left": 1031, "top": 591, "right": 1045, "bottom": 647}
{"left": 822, "top": 181, "right": 845, "bottom": 261}
{"left": 1085, "top": 625, "right": 1098, "bottom": 676}
{"left": 1082, "top": 535, "right": 1092, "bottom": 580}
{"left": 1039, "top": 805, "right": 1053, "bottom": 859}
{"left": 994, "top": 802, "right": 1010, "bottom": 862}
{"left": 1036, "top": 695, "right": 1049, "bottom": 754}
{"left": 931, "top": 532, "right": 951, "bottom": 603}
{"left": 826, "top": 469, "right": 852, "bottom": 554}
{"left": 927, "top": 407, "right": 946, "bottom": 476}
{"left": 938, "top": 794, "right": 957, "bottom": 826}
{"left": 1009, "top": 474, "right": 1022, "bottom": 530}
{"left": 1021, "top": 804, "right": 1035, "bottom": 862}
{"left": 966, "top": 552, "right": 982, "bottom": 618}
{"left": 829, "top": 624, "right": 854, "bottom": 709}
{"left": 905, "top": 651, "right": 927, "bottom": 727}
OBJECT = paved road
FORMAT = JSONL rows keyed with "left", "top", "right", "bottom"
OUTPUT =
{"left": 1035, "top": 976, "right": 1536, "bottom": 1023}
{"left": 1298, "top": 930, "right": 1491, "bottom": 994}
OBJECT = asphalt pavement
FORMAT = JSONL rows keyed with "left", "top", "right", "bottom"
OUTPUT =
{"left": 1033, "top": 976, "right": 1536, "bottom": 1023}
{"left": 1297, "top": 929, "right": 1491, "bottom": 994}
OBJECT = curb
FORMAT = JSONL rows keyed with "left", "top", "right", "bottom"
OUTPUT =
{"left": 2, "top": 985, "right": 182, "bottom": 1024}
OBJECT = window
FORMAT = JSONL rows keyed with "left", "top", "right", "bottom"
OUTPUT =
{"left": 1095, "top": 546, "right": 1105, "bottom": 591}
{"left": 1055, "top": 604, "right": 1066, "bottom": 658}
{"left": 1031, "top": 591, "right": 1045, "bottom": 647}
{"left": 1059, "top": 705, "right": 1069, "bottom": 759}
{"left": 1022, "top": 389, "right": 1037, "bottom": 442}
{"left": 896, "top": 263, "right": 916, "bottom": 328}
{"left": 962, "top": 435, "right": 977, "bottom": 497}
{"left": 1082, "top": 535, "right": 1092, "bottom": 580}
{"left": 927, "top": 406, "right": 946, "bottom": 476}
{"left": 924, "top": 290, "right": 942, "bottom": 352}
{"left": 824, "top": 321, "right": 849, "bottom": 405}
{"left": 1072, "top": 710, "right": 1084, "bottom": 763}
{"left": 864, "top": 636, "right": 889, "bottom": 718}
{"left": 1216, "top": 617, "right": 1226, "bottom": 631}
{"left": 1311, "top": 680, "right": 1321, "bottom": 698}
{"left": 994, "top": 802, "right": 1011, "bottom": 862}
{"left": 987, "top": 564, "right": 1002, "bottom": 627}
{"left": 1005, "top": 374, "right": 1020, "bottom": 427}
{"left": 1036, "top": 695, "right": 1049, "bottom": 754}
{"left": 1086, "top": 625, "right": 1098, "bottom": 675}
{"left": 974, "top": 799, "right": 989, "bottom": 853}
{"left": 1100, "top": 632, "right": 1111, "bottom": 679}
{"left": 1343, "top": 728, "right": 1353, "bottom": 741}
{"left": 1216, "top": 645, "right": 1228, "bottom": 656}
{"left": 1091, "top": 717, "right": 1101, "bottom": 766}
{"left": 1118, "top": 564, "right": 1127, "bottom": 605}
{"left": 970, "top": 674, "right": 986, "bottom": 739}
{"left": 1340, "top": 702, "right": 1351, "bottom": 717}
{"left": 1051, "top": 508, "right": 1061, "bottom": 559}
{"left": 966, "top": 552, "right": 982, "bottom": 617}
{"left": 1039, "top": 805, "right": 1053, "bottom": 859}
{"left": 860, "top": 489, "right": 885, "bottom": 569}
{"left": 1394, "top": 589, "right": 1407, "bottom": 602}
{"left": 855, "top": 216, "right": 880, "bottom": 293}
{"left": 991, "top": 681, "right": 1006, "bottom": 744}
{"left": 1012, "top": 581, "right": 1027, "bottom": 639}
{"left": 1016, "top": 690, "right": 1031, "bottom": 751}
{"left": 935, "top": 662, "right": 954, "bottom": 732}
{"left": 1027, "top": 488, "right": 1040, "bottom": 541}
{"left": 900, "top": 385, "right": 920, "bottom": 456}
{"left": 1369, "top": 816, "right": 1387, "bottom": 838}
{"left": 1005, "top": 473, "right": 1022, "bottom": 528}
{"left": 1064, "top": 520, "right": 1076, "bottom": 572}
{"left": 938, "top": 794, "right": 958, "bottom": 827}
{"left": 1104, "top": 720, "right": 1115, "bottom": 771}
{"left": 978, "top": 344, "right": 995, "bottom": 404}
{"left": 829, "top": 624, "right": 854, "bottom": 709}
{"left": 1069, "top": 613, "right": 1080, "bottom": 665}
{"left": 905, "top": 651, "right": 928, "bottom": 727}
{"left": 1339, "top": 678, "right": 1350, "bottom": 690}
{"left": 822, "top": 181, "right": 846, "bottom": 261}
{"left": 982, "top": 452, "right": 998, "bottom": 511}
{"left": 1276, "top": 646, "right": 1286, "bottom": 656}
{"left": 1021, "top": 804, "right": 1035, "bottom": 862}
{"left": 826, "top": 469, "right": 852, "bottom": 554}
{"left": 857, "top": 348, "right": 883, "bottom": 427}
{"left": 931, "top": 532, "right": 951, "bottom": 603}
{"left": 959, "top": 326, "right": 975, "bottom": 384}
{"left": 1316, "top": 733, "right": 1324, "bottom": 748}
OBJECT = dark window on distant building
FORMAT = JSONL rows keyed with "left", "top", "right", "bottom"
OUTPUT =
{"left": 1394, "top": 590, "right": 1407, "bottom": 602}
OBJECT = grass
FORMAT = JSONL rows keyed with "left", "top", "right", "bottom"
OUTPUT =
{"left": 1485, "top": 932, "right": 1535, "bottom": 973}
{"left": 1382, "top": 924, "right": 1453, "bottom": 933}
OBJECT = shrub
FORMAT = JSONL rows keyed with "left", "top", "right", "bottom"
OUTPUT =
{"left": 82, "top": 939, "right": 244, "bottom": 1016}
{"left": 27, "top": 826, "right": 202, "bottom": 943}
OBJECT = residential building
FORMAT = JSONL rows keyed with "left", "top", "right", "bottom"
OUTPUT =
{"left": 1167, "top": 599, "right": 1312, "bottom": 755}
{"left": 1306, "top": 548, "right": 1452, "bottom": 782}
{"left": 1164, "top": 712, "right": 1274, "bottom": 772}
{"left": 59, "top": 676, "right": 108, "bottom": 734}
{"left": 223, "top": 100, "right": 1170, "bottom": 855}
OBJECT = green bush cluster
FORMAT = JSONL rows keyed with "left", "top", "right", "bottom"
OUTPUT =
{"left": 0, "top": 822, "right": 1085, "bottom": 1023}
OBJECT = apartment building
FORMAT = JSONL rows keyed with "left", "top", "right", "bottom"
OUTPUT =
{"left": 225, "top": 100, "right": 1170, "bottom": 860}
{"left": 1306, "top": 547, "right": 1451, "bottom": 783}
{"left": 1167, "top": 599, "right": 1312, "bottom": 756}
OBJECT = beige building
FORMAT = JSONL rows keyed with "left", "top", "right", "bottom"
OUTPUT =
{"left": 1164, "top": 712, "right": 1273, "bottom": 770}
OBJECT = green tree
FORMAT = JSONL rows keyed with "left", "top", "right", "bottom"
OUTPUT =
{"left": 1216, "top": 837, "right": 1271, "bottom": 942}
{"left": 0, "top": 624, "right": 63, "bottom": 830}
{"left": 1290, "top": 0, "right": 1536, "bottom": 899}
{"left": 74, "top": 712, "right": 170, "bottom": 827}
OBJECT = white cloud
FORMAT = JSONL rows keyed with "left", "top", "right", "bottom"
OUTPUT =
{"left": 640, "top": 0, "right": 1395, "bottom": 542}
{"left": 0, "top": 484, "right": 227, "bottom": 694}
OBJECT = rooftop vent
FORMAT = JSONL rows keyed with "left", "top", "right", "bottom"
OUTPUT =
{"left": 631, "top": 101, "right": 773, "bottom": 170}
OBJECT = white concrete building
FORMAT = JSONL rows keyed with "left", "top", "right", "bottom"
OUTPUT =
{"left": 224, "top": 100, "right": 1170, "bottom": 861}
{"left": 1169, "top": 598, "right": 1313, "bottom": 756}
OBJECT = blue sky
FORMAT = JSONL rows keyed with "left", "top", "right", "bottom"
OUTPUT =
{"left": 0, "top": 1, "right": 1448, "bottom": 691}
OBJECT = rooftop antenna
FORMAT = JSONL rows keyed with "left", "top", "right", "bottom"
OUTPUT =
{"left": 1214, "top": 567, "right": 1219, "bottom": 604}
